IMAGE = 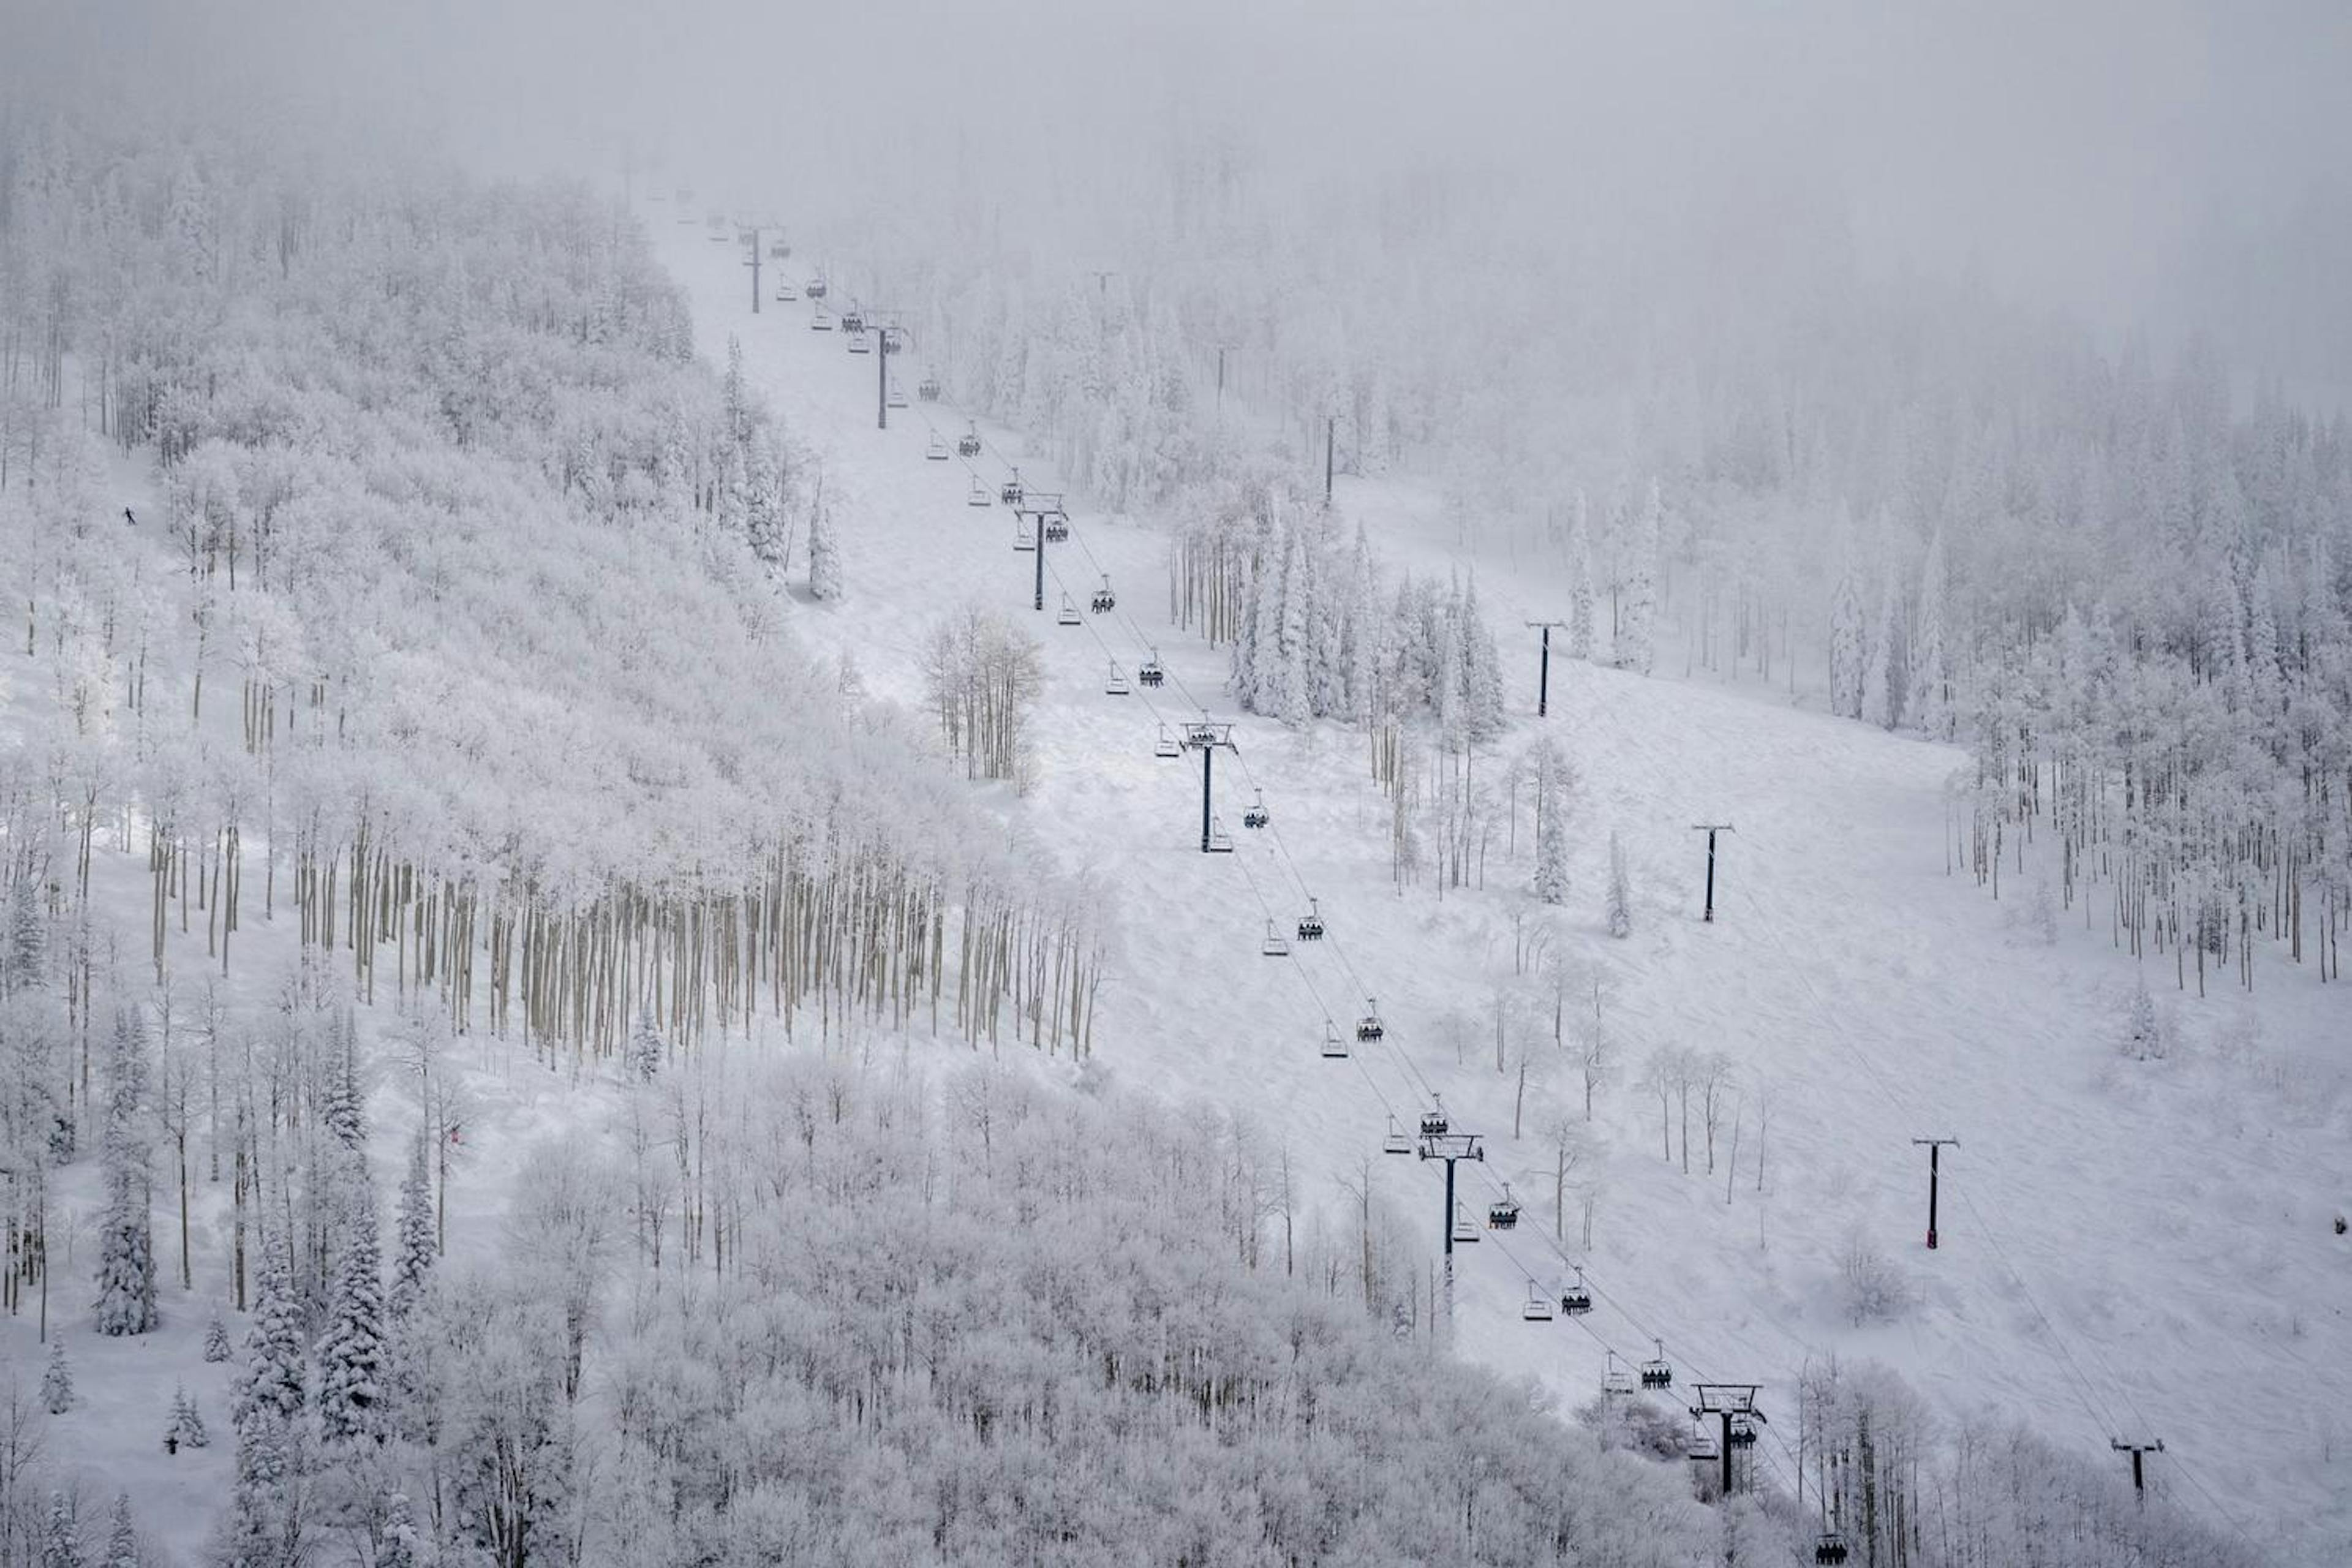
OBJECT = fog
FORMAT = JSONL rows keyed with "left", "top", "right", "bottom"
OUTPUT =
{"left": 7, "top": 0, "right": 2349, "bottom": 394}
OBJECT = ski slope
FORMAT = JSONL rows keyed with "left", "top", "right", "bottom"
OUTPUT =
{"left": 654, "top": 215, "right": 2352, "bottom": 1566}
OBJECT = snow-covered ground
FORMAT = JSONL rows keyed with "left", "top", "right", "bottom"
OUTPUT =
{"left": 653, "top": 218, "right": 2351, "bottom": 1564}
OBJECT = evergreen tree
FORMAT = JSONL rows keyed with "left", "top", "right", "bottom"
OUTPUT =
{"left": 1532, "top": 742, "right": 1570, "bottom": 906}
{"left": 322, "top": 1017, "right": 363, "bottom": 1152}
{"left": 6, "top": 872, "right": 44, "bottom": 996}
{"left": 744, "top": 437, "right": 788, "bottom": 571}
{"left": 1461, "top": 573, "right": 1507, "bottom": 743}
{"left": 1861, "top": 565, "right": 1901, "bottom": 729}
{"left": 1828, "top": 554, "right": 1866, "bottom": 718}
{"left": 238, "top": 1229, "right": 306, "bottom": 1429}
{"left": 807, "top": 479, "right": 843, "bottom": 601}
{"left": 1616, "top": 478, "right": 1660, "bottom": 674}
{"left": 1910, "top": 530, "right": 1950, "bottom": 739}
{"left": 627, "top": 1004, "right": 663, "bottom": 1083}
{"left": 1607, "top": 830, "right": 1634, "bottom": 939}
{"left": 102, "top": 1496, "right": 136, "bottom": 1568}
{"left": 379, "top": 1493, "right": 420, "bottom": 1568}
{"left": 42, "top": 1492, "right": 78, "bottom": 1568}
{"left": 1343, "top": 526, "right": 1379, "bottom": 723}
{"left": 203, "top": 1310, "right": 234, "bottom": 1363}
{"left": 1275, "top": 522, "right": 1311, "bottom": 728}
{"left": 41, "top": 1341, "right": 73, "bottom": 1414}
{"left": 168, "top": 1385, "right": 209, "bottom": 1449}
{"left": 388, "top": 1134, "right": 437, "bottom": 1323}
{"left": 93, "top": 1009, "right": 159, "bottom": 1336}
{"left": 1567, "top": 490, "right": 1596, "bottom": 662}
{"left": 317, "top": 1149, "right": 388, "bottom": 1445}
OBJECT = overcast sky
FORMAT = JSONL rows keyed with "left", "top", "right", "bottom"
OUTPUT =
{"left": 10, "top": 0, "right": 2348, "bottom": 390}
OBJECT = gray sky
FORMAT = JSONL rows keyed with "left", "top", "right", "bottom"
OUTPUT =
{"left": 10, "top": 0, "right": 2349, "bottom": 387}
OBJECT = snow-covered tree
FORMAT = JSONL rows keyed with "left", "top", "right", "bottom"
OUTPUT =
{"left": 93, "top": 1008, "right": 159, "bottom": 1336}
{"left": 1607, "top": 830, "right": 1633, "bottom": 938}
{"left": 1460, "top": 573, "right": 1507, "bottom": 742}
{"left": 627, "top": 1003, "right": 663, "bottom": 1082}
{"left": 41, "top": 1341, "right": 73, "bottom": 1414}
{"left": 1615, "top": 479, "right": 1660, "bottom": 674}
{"left": 1566, "top": 490, "right": 1596, "bottom": 662}
{"left": 238, "top": 1229, "right": 306, "bottom": 1428}
{"left": 2120, "top": 979, "right": 2167, "bottom": 1061}
{"left": 204, "top": 1310, "right": 234, "bottom": 1362}
{"left": 1828, "top": 553, "right": 1866, "bottom": 718}
{"left": 1861, "top": 563, "right": 1901, "bottom": 728}
{"left": 168, "top": 1385, "right": 209, "bottom": 1450}
{"left": 379, "top": 1492, "right": 420, "bottom": 1568}
{"left": 102, "top": 1496, "right": 136, "bottom": 1568}
{"left": 1910, "top": 530, "right": 1950, "bottom": 739}
{"left": 807, "top": 472, "right": 843, "bottom": 601}
{"left": 6, "top": 872, "right": 45, "bottom": 995}
{"left": 1532, "top": 741, "right": 1570, "bottom": 905}
{"left": 387, "top": 1135, "right": 437, "bottom": 1322}
{"left": 317, "top": 1150, "right": 388, "bottom": 1444}
{"left": 42, "top": 1493, "right": 78, "bottom": 1568}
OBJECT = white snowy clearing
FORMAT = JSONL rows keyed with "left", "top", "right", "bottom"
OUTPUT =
{"left": 647, "top": 213, "right": 2351, "bottom": 1564}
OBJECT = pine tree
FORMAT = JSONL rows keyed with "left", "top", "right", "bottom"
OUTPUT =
{"left": 1861, "top": 565, "right": 1901, "bottom": 729}
{"left": 1461, "top": 572, "right": 1507, "bottom": 743}
{"left": 168, "top": 1385, "right": 209, "bottom": 1450}
{"left": 203, "top": 1310, "right": 234, "bottom": 1362}
{"left": 41, "top": 1341, "right": 73, "bottom": 1414}
{"left": 93, "top": 1009, "right": 158, "bottom": 1336}
{"left": 1910, "top": 530, "right": 1950, "bottom": 739}
{"left": 627, "top": 1004, "right": 663, "bottom": 1083}
{"left": 744, "top": 437, "right": 788, "bottom": 571}
{"left": 238, "top": 1229, "right": 306, "bottom": 1428}
{"left": 807, "top": 480, "right": 843, "bottom": 602}
{"left": 1616, "top": 478, "right": 1660, "bottom": 675}
{"left": 387, "top": 1135, "right": 437, "bottom": 1322}
{"left": 1343, "top": 526, "right": 1379, "bottom": 723}
{"left": 42, "top": 1492, "right": 78, "bottom": 1568}
{"left": 379, "top": 1493, "right": 420, "bottom": 1568}
{"left": 1607, "top": 830, "right": 1634, "bottom": 939}
{"left": 1567, "top": 491, "right": 1596, "bottom": 662}
{"left": 6, "top": 872, "right": 44, "bottom": 996}
{"left": 102, "top": 1496, "right": 135, "bottom": 1568}
{"left": 1275, "top": 522, "right": 1311, "bottom": 728}
{"left": 1532, "top": 741, "right": 1570, "bottom": 906}
{"left": 1828, "top": 555, "right": 1866, "bottom": 718}
{"left": 316, "top": 1149, "right": 387, "bottom": 1445}
{"left": 322, "top": 1018, "right": 363, "bottom": 1152}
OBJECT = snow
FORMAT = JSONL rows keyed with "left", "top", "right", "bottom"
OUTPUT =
{"left": 647, "top": 214, "right": 2351, "bottom": 1565}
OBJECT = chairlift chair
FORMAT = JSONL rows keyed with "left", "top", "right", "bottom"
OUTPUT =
{"left": 1319, "top": 1022, "right": 1348, "bottom": 1058}
{"left": 1382, "top": 1116, "right": 1412, "bottom": 1155}
{"left": 1687, "top": 1427, "right": 1721, "bottom": 1463}
{"left": 1139, "top": 649, "right": 1166, "bottom": 688}
{"left": 1241, "top": 789, "right": 1269, "bottom": 829}
{"left": 1011, "top": 522, "right": 1036, "bottom": 549}
{"left": 846, "top": 328, "right": 872, "bottom": 355}
{"left": 1207, "top": 817, "right": 1235, "bottom": 853}
{"left": 1104, "top": 662, "right": 1131, "bottom": 697}
{"left": 918, "top": 372, "right": 942, "bottom": 401}
{"left": 958, "top": 423, "right": 982, "bottom": 458}
{"left": 1415, "top": 1093, "right": 1446, "bottom": 1137}
{"left": 1358, "top": 1008, "right": 1387, "bottom": 1046}
{"left": 1057, "top": 594, "right": 1082, "bottom": 628}
{"left": 880, "top": 329, "right": 900, "bottom": 356}
{"left": 1000, "top": 470, "right": 1023, "bottom": 507}
{"left": 1487, "top": 1184, "right": 1521, "bottom": 1231}
{"left": 1090, "top": 575, "right": 1116, "bottom": 614}
{"left": 1044, "top": 513, "right": 1069, "bottom": 542}
{"left": 1559, "top": 1267, "right": 1593, "bottom": 1316}
{"left": 1639, "top": 1341, "right": 1673, "bottom": 1390}
{"left": 1153, "top": 725, "right": 1182, "bottom": 760}
{"left": 971, "top": 478, "right": 995, "bottom": 508}
{"left": 810, "top": 306, "right": 834, "bottom": 331}
{"left": 774, "top": 281, "right": 798, "bottom": 303}
{"left": 925, "top": 433, "right": 949, "bottom": 461}
{"left": 1295, "top": 898, "right": 1325, "bottom": 941}
{"left": 1262, "top": 921, "right": 1291, "bottom": 958}
{"left": 1814, "top": 1536, "right": 1850, "bottom": 1566}
{"left": 1452, "top": 1204, "right": 1482, "bottom": 1245}
{"left": 1727, "top": 1414, "right": 1758, "bottom": 1449}
{"left": 841, "top": 307, "right": 865, "bottom": 334}
{"left": 767, "top": 239, "right": 789, "bottom": 258}
{"left": 805, "top": 276, "right": 828, "bottom": 300}
{"left": 1523, "top": 1280, "right": 1557, "bottom": 1322}
{"left": 887, "top": 378, "right": 907, "bottom": 409}
{"left": 1602, "top": 1352, "right": 1637, "bottom": 1397}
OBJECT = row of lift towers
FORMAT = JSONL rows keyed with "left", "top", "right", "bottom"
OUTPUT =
{"left": 722, "top": 216, "right": 2171, "bottom": 1561}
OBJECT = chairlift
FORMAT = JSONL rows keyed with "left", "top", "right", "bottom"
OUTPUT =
{"left": 971, "top": 478, "right": 995, "bottom": 509}
{"left": 1559, "top": 1267, "right": 1593, "bottom": 1316}
{"left": 1602, "top": 1351, "right": 1637, "bottom": 1397}
{"left": 810, "top": 306, "right": 834, "bottom": 331}
{"left": 958, "top": 423, "right": 982, "bottom": 458}
{"left": 880, "top": 328, "right": 900, "bottom": 356}
{"left": 1241, "top": 788, "right": 1268, "bottom": 829}
{"left": 1000, "top": 469, "right": 1023, "bottom": 507}
{"left": 1487, "top": 1183, "right": 1521, "bottom": 1231}
{"left": 767, "top": 239, "right": 790, "bottom": 258}
{"left": 887, "top": 377, "right": 907, "bottom": 409}
{"left": 1089, "top": 575, "right": 1116, "bottom": 614}
{"left": 1382, "top": 1116, "right": 1412, "bottom": 1155}
{"left": 1262, "top": 921, "right": 1291, "bottom": 959}
{"left": 925, "top": 433, "right": 949, "bottom": 461}
{"left": 918, "top": 372, "right": 942, "bottom": 401}
{"left": 1207, "top": 816, "right": 1235, "bottom": 853}
{"left": 1452, "top": 1204, "right": 1482, "bottom": 1245}
{"left": 846, "top": 328, "right": 872, "bottom": 355}
{"left": 805, "top": 276, "right": 828, "bottom": 300}
{"left": 1728, "top": 1413, "right": 1758, "bottom": 1449}
{"left": 1057, "top": 594, "right": 1082, "bottom": 628}
{"left": 1639, "top": 1340, "right": 1673, "bottom": 1390}
{"left": 1687, "top": 1426, "right": 1721, "bottom": 1463}
{"left": 1153, "top": 725, "right": 1182, "bottom": 760}
{"left": 1415, "top": 1092, "right": 1445, "bottom": 1137}
{"left": 1320, "top": 1022, "right": 1348, "bottom": 1058}
{"left": 1523, "top": 1280, "right": 1556, "bottom": 1322}
{"left": 1814, "top": 1536, "right": 1850, "bottom": 1566}
{"left": 1139, "top": 649, "right": 1166, "bottom": 688}
{"left": 1295, "top": 898, "right": 1325, "bottom": 941}
{"left": 774, "top": 281, "right": 798, "bottom": 303}
{"left": 841, "top": 307, "right": 866, "bottom": 334}
{"left": 1043, "top": 513, "right": 1069, "bottom": 543}
{"left": 1104, "top": 662, "right": 1131, "bottom": 697}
